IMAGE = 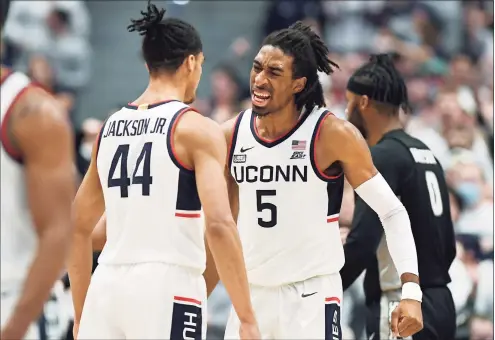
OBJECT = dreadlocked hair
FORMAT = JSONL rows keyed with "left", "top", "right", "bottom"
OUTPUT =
{"left": 128, "top": 0, "right": 202, "bottom": 75}
{"left": 262, "top": 21, "right": 339, "bottom": 114}
{"left": 349, "top": 54, "right": 410, "bottom": 114}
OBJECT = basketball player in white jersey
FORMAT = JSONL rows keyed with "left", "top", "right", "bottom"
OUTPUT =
{"left": 0, "top": 1, "right": 76, "bottom": 339}
{"left": 213, "top": 22, "right": 424, "bottom": 339}
{"left": 67, "top": 3, "right": 259, "bottom": 339}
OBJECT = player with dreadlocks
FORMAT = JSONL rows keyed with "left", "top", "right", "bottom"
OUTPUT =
{"left": 341, "top": 54, "right": 456, "bottom": 340}
{"left": 68, "top": 2, "right": 259, "bottom": 339}
{"left": 0, "top": 0, "right": 75, "bottom": 339}
{"left": 210, "top": 23, "right": 424, "bottom": 339}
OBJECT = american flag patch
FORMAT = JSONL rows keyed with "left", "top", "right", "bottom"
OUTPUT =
{"left": 291, "top": 140, "right": 307, "bottom": 150}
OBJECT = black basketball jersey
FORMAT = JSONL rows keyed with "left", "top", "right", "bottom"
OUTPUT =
{"left": 341, "top": 129, "right": 456, "bottom": 305}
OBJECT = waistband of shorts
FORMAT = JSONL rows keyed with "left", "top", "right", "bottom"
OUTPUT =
{"left": 97, "top": 261, "right": 204, "bottom": 276}
{"left": 248, "top": 272, "right": 340, "bottom": 288}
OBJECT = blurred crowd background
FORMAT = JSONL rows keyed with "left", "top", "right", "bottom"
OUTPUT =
{"left": 1, "top": 1, "right": 493, "bottom": 339}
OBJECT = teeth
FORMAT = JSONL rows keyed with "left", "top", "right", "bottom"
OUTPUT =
{"left": 254, "top": 91, "right": 270, "bottom": 99}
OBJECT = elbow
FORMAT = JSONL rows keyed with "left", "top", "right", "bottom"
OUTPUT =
{"left": 205, "top": 216, "right": 237, "bottom": 239}
{"left": 380, "top": 202, "right": 408, "bottom": 225}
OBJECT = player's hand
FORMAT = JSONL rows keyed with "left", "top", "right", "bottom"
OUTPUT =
{"left": 73, "top": 320, "right": 80, "bottom": 340}
{"left": 390, "top": 299, "right": 423, "bottom": 338}
{"left": 239, "top": 321, "right": 261, "bottom": 340}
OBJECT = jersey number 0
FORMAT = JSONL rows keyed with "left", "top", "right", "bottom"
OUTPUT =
{"left": 425, "top": 170, "right": 443, "bottom": 217}
{"left": 108, "top": 142, "right": 153, "bottom": 197}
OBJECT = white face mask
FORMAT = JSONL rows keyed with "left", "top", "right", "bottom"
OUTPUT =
{"left": 79, "top": 142, "right": 93, "bottom": 161}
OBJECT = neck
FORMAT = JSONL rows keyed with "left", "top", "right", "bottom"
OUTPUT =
{"left": 366, "top": 114, "right": 403, "bottom": 146}
{"left": 134, "top": 75, "right": 187, "bottom": 105}
{"left": 256, "top": 103, "right": 301, "bottom": 140}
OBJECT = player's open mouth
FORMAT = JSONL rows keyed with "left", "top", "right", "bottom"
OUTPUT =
{"left": 251, "top": 91, "right": 271, "bottom": 107}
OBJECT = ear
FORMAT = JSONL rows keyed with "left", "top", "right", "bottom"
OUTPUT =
{"left": 292, "top": 77, "right": 307, "bottom": 95}
{"left": 184, "top": 54, "right": 196, "bottom": 73}
{"left": 359, "top": 95, "right": 370, "bottom": 110}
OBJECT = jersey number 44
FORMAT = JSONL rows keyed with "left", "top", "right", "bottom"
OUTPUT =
{"left": 107, "top": 142, "right": 153, "bottom": 198}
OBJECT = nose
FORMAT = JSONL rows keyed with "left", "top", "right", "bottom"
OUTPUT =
{"left": 254, "top": 71, "right": 268, "bottom": 88}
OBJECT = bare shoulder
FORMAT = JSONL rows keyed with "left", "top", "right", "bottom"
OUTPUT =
{"left": 221, "top": 114, "right": 240, "bottom": 147}
{"left": 14, "top": 86, "right": 66, "bottom": 124}
{"left": 321, "top": 115, "right": 363, "bottom": 139}
{"left": 176, "top": 111, "right": 226, "bottom": 154}
{"left": 319, "top": 113, "right": 365, "bottom": 145}
{"left": 12, "top": 86, "right": 72, "bottom": 149}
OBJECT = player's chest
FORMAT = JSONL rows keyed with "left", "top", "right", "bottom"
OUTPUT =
{"left": 231, "top": 139, "right": 311, "bottom": 185}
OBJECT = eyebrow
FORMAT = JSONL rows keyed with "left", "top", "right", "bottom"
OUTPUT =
{"left": 253, "top": 60, "right": 284, "bottom": 73}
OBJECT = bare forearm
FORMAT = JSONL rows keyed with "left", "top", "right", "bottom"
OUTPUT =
{"left": 68, "top": 233, "right": 93, "bottom": 322}
{"left": 203, "top": 240, "right": 220, "bottom": 297}
{"left": 7, "top": 228, "right": 69, "bottom": 332}
{"left": 206, "top": 223, "right": 255, "bottom": 323}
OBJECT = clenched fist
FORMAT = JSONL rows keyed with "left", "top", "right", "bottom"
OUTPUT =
{"left": 390, "top": 299, "right": 423, "bottom": 338}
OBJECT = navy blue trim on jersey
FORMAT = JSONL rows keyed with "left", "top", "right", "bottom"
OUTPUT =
{"left": 167, "top": 107, "right": 196, "bottom": 176}
{"left": 227, "top": 111, "right": 245, "bottom": 169}
{"left": 249, "top": 110, "right": 310, "bottom": 148}
{"left": 176, "top": 169, "right": 201, "bottom": 211}
{"left": 95, "top": 118, "right": 108, "bottom": 160}
{"left": 309, "top": 110, "right": 344, "bottom": 183}
{"left": 125, "top": 99, "right": 179, "bottom": 110}
{"left": 326, "top": 179, "right": 344, "bottom": 217}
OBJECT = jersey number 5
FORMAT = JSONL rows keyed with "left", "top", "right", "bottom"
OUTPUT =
{"left": 108, "top": 142, "right": 153, "bottom": 198}
{"left": 425, "top": 170, "right": 443, "bottom": 217}
{"left": 256, "top": 190, "right": 277, "bottom": 228}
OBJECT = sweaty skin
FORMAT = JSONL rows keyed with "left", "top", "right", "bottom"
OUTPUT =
{"left": 0, "top": 68, "right": 76, "bottom": 340}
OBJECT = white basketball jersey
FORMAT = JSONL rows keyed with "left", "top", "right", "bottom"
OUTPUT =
{"left": 0, "top": 71, "right": 37, "bottom": 288}
{"left": 97, "top": 100, "right": 205, "bottom": 274}
{"left": 229, "top": 108, "right": 345, "bottom": 286}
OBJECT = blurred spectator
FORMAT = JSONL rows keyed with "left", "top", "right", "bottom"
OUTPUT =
{"left": 201, "top": 63, "right": 248, "bottom": 123}
{"left": 461, "top": 2, "right": 493, "bottom": 63}
{"left": 42, "top": 7, "right": 91, "bottom": 92}
{"left": 453, "top": 234, "right": 494, "bottom": 340}
{"left": 263, "top": 0, "right": 325, "bottom": 40}
{"left": 3, "top": 1, "right": 90, "bottom": 69}
{"left": 322, "top": 1, "right": 386, "bottom": 53}
{"left": 3, "top": 1, "right": 92, "bottom": 123}
{"left": 322, "top": 52, "right": 367, "bottom": 118}
{"left": 407, "top": 88, "right": 493, "bottom": 185}
{"left": 448, "top": 159, "right": 493, "bottom": 244}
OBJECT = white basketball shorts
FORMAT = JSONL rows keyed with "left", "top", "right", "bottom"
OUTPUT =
{"left": 78, "top": 262, "right": 206, "bottom": 339}
{"left": 224, "top": 272, "right": 343, "bottom": 339}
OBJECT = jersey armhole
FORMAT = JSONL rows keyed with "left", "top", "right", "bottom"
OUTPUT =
{"left": 167, "top": 107, "right": 199, "bottom": 175}
{"left": 309, "top": 110, "right": 344, "bottom": 182}
{"left": 0, "top": 84, "right": 37, "bottom": 164}
{"left": 95, "top": 118, "right": 108, "bottom": 161}
{"left": 227, "top": 111, "right": 245, "bottom": 169}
